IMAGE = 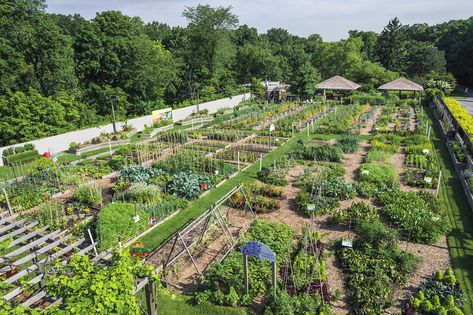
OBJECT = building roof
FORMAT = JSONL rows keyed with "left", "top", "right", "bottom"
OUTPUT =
{"left": 262, "top": 81, "right": 290, "bottom": 92}
{"left": 378, "top": 77, "right": 424, "bottom": 91}
{"left": 315, "top": 75, "right": 361, "bottom": 91}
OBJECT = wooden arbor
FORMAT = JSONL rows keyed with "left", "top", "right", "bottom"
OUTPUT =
{"left": 315, "top": 75, "right": 361, "bottom": 101}
{"left": 378, "top": 77, "right": 424, "bottom": 98}
{"left": 147, "top": 184, "right": 255, "bottom": 280}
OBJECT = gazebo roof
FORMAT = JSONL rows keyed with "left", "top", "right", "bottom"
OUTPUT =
{"left": 315, "top": 75, "right": 361, "bottom": 91}
{"left": 378, "top": 77, "right": 424, "bottom": 91}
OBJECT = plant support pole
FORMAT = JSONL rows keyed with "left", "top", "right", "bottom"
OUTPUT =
{"left": 260, "top": 153, "right": 263, "bottom": 171}
{"left": 1, "top": 188, "right": 13, "bottom": 216}
{"left": 436, "top": 170, "right": 442, "bottom": 198}
{"left": 243, "top": 254, "right": 249, "bottom": 295}
{"left": 87, "top": 228, "right": 98, "bottom": 256}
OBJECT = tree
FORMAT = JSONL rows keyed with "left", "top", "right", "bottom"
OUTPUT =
{"left": 234, "top": 24, "right": 258, "bottom": 46}
{"left": 0, "top": 0, "right": 78, "bottom": 96}
{"left": 348, "top": 30, "right": 378, "bottom": 62}
{"left": 377, "top": 18, "right": 407, "bottom": 72}
{"left": 405, "top": 41, "right": 446, "bottom": 78}
{"left": 291, "top": 60, "right": 320, "bottom": 97}
{"left": 235, "top": 43, "right": 283, "bottom": 83}
{"left": 182, "top": 5, "right": 238, "bottom": 94}
{"left": 75, "top": 11, "right": 178, "bottom": 116}
{"left": 347, "top": 60, "right": 398, "bottom": 91}
{"left": 0, "top": 89, "right": 88, "bottom": 146}
{"left": 317, "top": 38, "right": 364, "bottom": 78}
{"left": 448, "top": 22, "right": 473, "bottom": 87}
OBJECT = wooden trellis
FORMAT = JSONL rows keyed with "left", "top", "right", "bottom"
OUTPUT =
{"left": 0, "top": 214, "right": 99, "bottom": 308}
{"left": 147, "top": 184, "right": 255, "bottom": 279}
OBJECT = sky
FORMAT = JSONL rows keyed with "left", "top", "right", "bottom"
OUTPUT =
{"left": 46, "top": 0, "right": 473, "bottom": 41}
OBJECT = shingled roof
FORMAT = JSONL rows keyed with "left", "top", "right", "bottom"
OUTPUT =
{"left": 378, "top": 77, "right": 424, "bottom": 91}
{"left": 315, "top": 75, "right": 361, "bottom": 91}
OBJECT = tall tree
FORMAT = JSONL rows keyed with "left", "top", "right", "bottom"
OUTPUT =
{"left": 377, "top": 17, "right": 406, "bottom": 72}
{"left": 0, "top": 0, "right": 78, "bottom": 96}
{"left": 348, "top": 30, "right": 378, "bottom": 62}
{"left": 405, "top": 41, "right": 446, "bottom": 77}
{"left": 74, "top": 11, "right": 178, "bottom": 116}
{"left": 182, "top": 5, "right": 238, "bottom": 95}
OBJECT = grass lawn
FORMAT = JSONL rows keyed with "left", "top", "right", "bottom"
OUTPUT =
{"left": 156, "top": 291, "right": 246, "bottom": 315}
{"left": 0, "top": 163, "right": 35, "bottom": 181}
{"left": 428, "top": 106, "right": 473, "bottom": 313}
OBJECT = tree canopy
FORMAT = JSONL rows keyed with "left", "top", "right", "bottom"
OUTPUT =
{"left": 0, "top": 1, "right": 472, "bottom": 145}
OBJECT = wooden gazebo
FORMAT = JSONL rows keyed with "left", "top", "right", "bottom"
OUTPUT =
{"left": 315, "top": 75, "right": 361, "bottom": 100}
{"left": 378, "top": 77, "right": 424, "bottom": 96}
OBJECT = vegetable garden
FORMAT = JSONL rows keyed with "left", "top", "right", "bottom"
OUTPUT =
{"left": 0, "top": 96, "right": 472, "bottom": 314}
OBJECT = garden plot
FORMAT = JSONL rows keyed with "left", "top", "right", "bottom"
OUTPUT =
{"left": 359, "top": 106, "right": 382, "bottom": 135}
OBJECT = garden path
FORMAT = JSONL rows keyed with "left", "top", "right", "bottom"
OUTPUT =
{"left": 359, "top": 106, "right": 382, "bottom": 136}
{"left": 257, "top": 164, "right": 355, "bottom": 314}
{"left": 386, "top": 237, "right": 450, "bottom": 314}
{"left": 410, "top": 106, "right": 417, "bottom": 132}
{"left": 343, "top": 140, "right": 370, "bottom": 183}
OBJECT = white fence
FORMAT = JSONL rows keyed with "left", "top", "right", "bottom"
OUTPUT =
{"left": 0, "top": 93, "right": 251, "bottom": 166}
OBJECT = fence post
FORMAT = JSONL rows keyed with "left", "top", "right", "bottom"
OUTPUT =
{"left": 1, "top": 188, "right": 13, "bottom": 216}
{"left": 145, "top": 282, "right": 158, "bottom": 315}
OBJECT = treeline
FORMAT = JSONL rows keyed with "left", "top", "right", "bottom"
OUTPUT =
{"left": 0, "top": 1, "right": 472, "bottom": 146}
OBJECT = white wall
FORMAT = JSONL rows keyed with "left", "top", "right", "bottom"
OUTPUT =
{"left": 0, "top": 93, "right": 251, "bottom": 166}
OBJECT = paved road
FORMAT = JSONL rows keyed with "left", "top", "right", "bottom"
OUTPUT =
{"left": 457, "top": 87, "right": 473, "bottom": 116}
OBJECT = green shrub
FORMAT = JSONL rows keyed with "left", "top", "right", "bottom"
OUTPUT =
{"left": 168, "top": 171, "right": 211, "bottom": 200}
{"left": 36, "top": 202, "right": 68, "bottom": 230}
{"left": 72, "top": 186, "right": 103, "bottom": 207}
{"left": 340, "top": 218, "right": 419, "bottom": 313}
{"left": 120, "top": 166, "right": 165, "bottom": 183}
{"left": 365, "top": 149, "right": 392, "bottom": 163}
{"left": 370, "top": 135, "right": 401, "bottom": 153}
{"left": 319, "top": 177, "right": 356, "bottom": 200}
{"left": 328, "top": 201, "right": 378, "bottom": 226}
{"left": 421, "top": 300, "right": 433, "bottom": 312}
{"left": 97, "top": 202, "right": 149, "bottom": 250}
{"left": 115, "top": 184, "right": 161, "bottom": 204}
{"left": 293, "top": 142, "right": 343, "bottom": 162}
{"left": 357, "top": 163, "right": 399, "bottom": 196}
{"left": 379, "top": 190, "right": 449, "bottom": 244}
{"left": 336, "top": 135, "right": 360, "bottom": 153}
{"left": 257, "top": 167, "right": 288, "bottom": 186}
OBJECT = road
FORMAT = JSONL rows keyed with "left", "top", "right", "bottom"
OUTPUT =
{"left": 456, "top": 87, "right": 473, "bottom": 116}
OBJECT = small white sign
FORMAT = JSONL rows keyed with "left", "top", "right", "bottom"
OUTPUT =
{"left": 424, "top": 177, "right": 433, "bottom": 183}
{"left": 342, "top": 239, "right": 353, "bottom": 247}
{"left": 361, "top": 170, "right": 370, "bottom": 176}
{"left": 133, "top": 215, "right": 140, "bottom": 223}
{"left": 269, "top": 124, "right": 275, "bottom": 132}
{"left": 422, "top": 149, "right": 430, "bottom": 155}
{"left": 307, "top": 204, "right": 316, "bottom": 211}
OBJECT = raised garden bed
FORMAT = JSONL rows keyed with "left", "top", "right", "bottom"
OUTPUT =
{"left": 175, "top": 116, "right": 214, "bottom": 126}
{"left": 70, "top": 139, "right": 131, "bottom": 154}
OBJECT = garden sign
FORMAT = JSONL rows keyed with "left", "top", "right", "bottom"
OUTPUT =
{"left": 241, "top": 241, "right": 277, "bottom": 294}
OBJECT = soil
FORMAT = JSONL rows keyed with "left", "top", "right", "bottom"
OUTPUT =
{"left": 144, "top": 109, "right": 452, "bottom": 314}
{"left": 360, "top": 106, "right": 382, "bottom": 136}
